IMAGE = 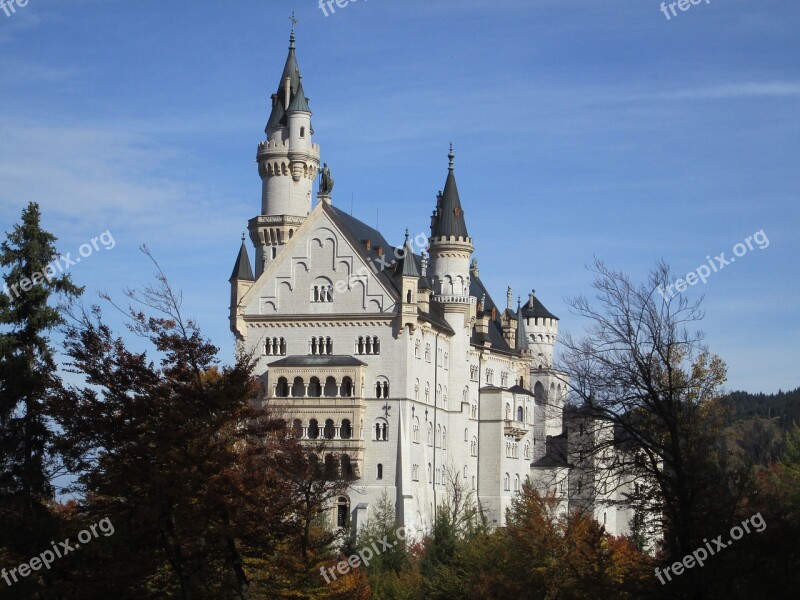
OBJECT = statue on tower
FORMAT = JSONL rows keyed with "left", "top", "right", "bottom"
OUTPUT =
{"left": 319, "top": 163, "right": 334, "bottom": 195}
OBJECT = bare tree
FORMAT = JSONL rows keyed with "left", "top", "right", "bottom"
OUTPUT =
{"left": 557, "top": 259, "right": 734, "bottom": 562}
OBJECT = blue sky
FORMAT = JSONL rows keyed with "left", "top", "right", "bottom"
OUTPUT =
{"left": 0, "top": 0, "right": 797, "bottom": 393}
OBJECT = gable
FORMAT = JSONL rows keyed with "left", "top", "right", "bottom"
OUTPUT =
{"left": 240, "top": 204, "right": 399, "bottom": 318}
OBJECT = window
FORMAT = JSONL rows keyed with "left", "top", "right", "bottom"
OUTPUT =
{"left": 377, "top": 464, "right": 383, "bottom": 480}
{"left": 486, "top": 369, "right": 494, "bottom": 385}
{"left": 291, "top": 419, "right": 302, "bottom": 439}
{"left": 504, "top": 473, "right": 510, "bottom": 491}
{"left": 523, "top": 443, "right": 529, "bottom": 460}
{"left": 469, "top": 365, "right": 478, "bottom": 381}
{"left": 427, "top": 463, "right": 432, "bottom": 482}
{"left": 291, "top": 377, "right": 305, "bottom": 397}
{"left": 427, "top": 423, "right": 433, "bottom": 446}
{"left": 470, "top": 437, "right": 477, "bottom": 456}
{"left": 263, "top": 337, "right": 286, "bottom": 356}
{"left": 412, "top": 464, "right": 419, "bottom": 481}
{"left": 415, "top": 339, "right": 421, "bottom": 358}
{"left": 308, "top": 419, "right": 319, "bottom": 439}
{"left": 436, "top": 424, "right": 441, "bottom": 448}
{"left": 355, "top": 336, "right": 380, "bottom": 355}
{"left": 336, "top": 496, "right": 350, "bottom": 528}
{"left": 375, "top": 379, "right": 390, "bottom": 399}
{"left": 374, "top": 418, "right": 388, "bottom": 441}
{"left": 517, "top": 406, "right": 523, "bottom": 422}
{"left": 471, "top": 403, "right": 477, "bottom": 419}
{"left": 413, "top": 417, "right": 420, "bottom": 443}
{"left": 340, "top": 376, "right": 353, "bottom": 397}
{"left": 341, "top": 419, "right": 352, "bottom": 440}
{"left": 310, "top": 336, "right": 333, "bottom": 355}
{"left": 300, "top": 126, "right": 306, "bottom": 138}
{"left": 442, "top": 427, "right": 447, "bottom": 450}
{"left": 324, "top": 419, "right": 335, "bottom": 440}
{"left": 341, "top": 454, "right": 354, "bottom": 479}
{"left": 275, "top": 377, "right": 289, "bottom": 398}
{"left": 514, "top": 474, "right": 520, "bottom": 493}
{"left": 505, "top": 403, "right": 511, "bottom": 420}
{"left": 464, "top": 428, "right": 469, "bottom": 442}
{"left": 425, "top": 343, "right": 431, "bottom": 362}
{"left": 311, "top": 283, "right": 333, "bottom": 303}
{"left": 308, "top": 377, "right": 321, "bottom": 398}
{"left": 500, "top": 372, "right": 508, "bottom": 387}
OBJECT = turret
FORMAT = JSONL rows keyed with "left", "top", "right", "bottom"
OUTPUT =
{"left": 229, "top": 234, "right": 255, "bottom": 338}
{"left": 393, "top": 230, "right": 420, "bottom": 333}
{"left": 427, "top": 145, "right": 475, "bottom": 324}
{"left": 520, "top": 289, "right": 559, "bottom": 368}
{"left": 250, "top": 28, "right": 320, "bottom": 276}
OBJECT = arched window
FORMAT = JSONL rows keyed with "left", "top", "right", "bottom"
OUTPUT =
{"left": 308, "top": 377, "right": 321, "bottom": 398}
{"left": 505, "top": 403, "right": 510, "bottom": 420}
{"left": 427, "top": 463, "right": 432, "bottom": 482}
{"left": 413, "top": 417, "right": 420, "bottom": 443}
{"left": 291, "top": 377, "right": 305, "bottom": 397}
{"left": 340, "top": 376, "right": 353, "bottom": 397}
{"left": 324, "top": 419, "right": 335, "bottom": 440}
{"left": 425, "top": 344, "right": 431, "bottom": 362}
{"left": 376, "top": 463, "right": 383, "bottom": 480}
{"left": 504, "top": 473, "right": 510, "bottom": 491}
{"left": 308, "top": 419, "right": 319, "bottom": 439}
{"left": 291, "top": 419, "right": 302, "bottom": 439}
{"left": 341, "top": 419, "right": 352, "bottom": 440}
{"left": 324, "top": 376, "right": 337, "bottom": 397}
{"left": 464, "top": 428, "right": 469, "bottom": 441}
{"left": 517, "top": 406, "right": 523, "bottom": 422}
{"left": 373, "top": 337, "right": 380, "bottom": 354}
{"left": 374, "top": 418, "right": 388, "bottom": 441}
{"left": 415, "top": 339, "right": 421, "bottom": 358}
{"left": 341, "top": 454, "right": 354, "bottom": 479}
{"left": 275, "top": 377, "right": 289, "bottom": 398}
{"left": 336, "top": 496, "right": 350, "bottom": 528}
{"left": 436, "top": 424, "right": 441, "bottom": 448}
{"left": 325, "top": 455, "right": 338, "bottom": 478}
{"left": 514, "top": 474, "right": 520, "bottom": 493}
{"left": 442, "top": 426, "right": 447, "bottom": 450}
{"left": 471, "top": 437, "right": 477, "bottom": 456}
{"left": 524, "top": 443, "right": 530, "bottom": 460}
{"left": 427, "top": 423, "right": 433, "bottom": 446}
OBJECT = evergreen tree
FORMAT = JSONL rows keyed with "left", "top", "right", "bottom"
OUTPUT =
{"left": 0, "top": 202, "right": 82, "bottom": 593}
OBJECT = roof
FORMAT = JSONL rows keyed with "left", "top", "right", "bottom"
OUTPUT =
{"left": 507, "top": 384, "right": 534, "bottom": 396}
{"left": 229, "top": 241, "right": 254, "bottom": 282}
{"left": 469, "top": 275, "right": 515, "bottom": 355}
{"left": 519, "top": 291, "right": 559, "bottom": 321}
{"left": 430, "top": 147, "right": 469, "bottom": 239}
{"left": 265, "top": 31, "right": 303, "bottom": 132}
{"left": 287, "top": 80, "right": 311, "bottom": 113}
{"left": 394, "top": 234, "right": 420, "bottom": 278}
{"left": 268, "top": 355, "right": 366, "bottom": 368}
{"left": 515, "top": 300, "right": 528, "bottom": 351}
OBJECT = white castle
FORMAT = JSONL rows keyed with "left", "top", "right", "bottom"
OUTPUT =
{"left": 228, "top": 30, "right": 638, "bottom": 539}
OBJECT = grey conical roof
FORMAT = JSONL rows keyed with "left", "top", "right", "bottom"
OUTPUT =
{"left": 394, "top": 234, "right": 420, "bottom": 278}
{"left": 229, "top": 240, "right": 254, "bottom": 282}
{"left": 515, "top": 301, "right": 528, "bottom": 351}
{"left": 278, "top": 31, "right": 301, "bottom": 98}
{"left": 287, "top": 80, "right": 311, "bottom": 113}
{"left": 265, "top": 96, "right": 286, "bottom": 131}
{"left": 431, "top": 147, "right": 469, "bottom": 239}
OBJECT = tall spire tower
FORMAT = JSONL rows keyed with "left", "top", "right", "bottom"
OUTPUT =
{"left": 250, "top": 26, "right": 320, "bottom": 275}
{"left": 427, "top": 145, "right": 475, "bottom": 323}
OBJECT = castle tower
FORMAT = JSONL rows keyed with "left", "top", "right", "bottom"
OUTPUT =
{"left": 521, "top": 289, "right": 559, "bottom": 369}
{"left": 427, "top": 145, "right": 475, "bottom": 325}
{"left": 249, "top": 28, "right": 320, "bottom": 276}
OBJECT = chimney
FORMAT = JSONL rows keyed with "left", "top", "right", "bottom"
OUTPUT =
{"left": 507, "top": 286, "right": 513, "bottom": 311}
{"left": 529, "top": 289, "right": 536, "bottom": 309}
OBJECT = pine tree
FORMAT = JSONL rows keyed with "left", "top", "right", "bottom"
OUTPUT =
{"left": 0, "top": 202, "right": 82, "bottom": 577}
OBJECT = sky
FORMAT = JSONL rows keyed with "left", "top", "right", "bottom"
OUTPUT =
{"left": 0, "top": 0, "right": 797, "bottom": 393}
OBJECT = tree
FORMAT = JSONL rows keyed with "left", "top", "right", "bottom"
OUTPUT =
{"left": 0, "top": 202, "right": 82, "bottom": 594}
{"left": 558, "top": 259, "right": 736, "bottom": 567}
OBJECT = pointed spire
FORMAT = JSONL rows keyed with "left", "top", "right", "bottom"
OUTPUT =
{"left": 515, "top": 299, "right": 528, "bottom": 352}
{"left": 229, "top": 236, "right": 255, "bottom": 282}
{"left": 395, "top": 228, "right": 420, "bottom": 278}
{"left": 287, "top": 79, "right": 311, "bottom": 113}
{"left": 431, "top": 144, "right": 469, "bottom": 239}
{"left": 278, "top": 29, "right": 301, "bottom": 103}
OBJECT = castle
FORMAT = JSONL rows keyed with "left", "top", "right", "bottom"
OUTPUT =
{"left": 228, "top": 30, "right": 637, "bottom": 538}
